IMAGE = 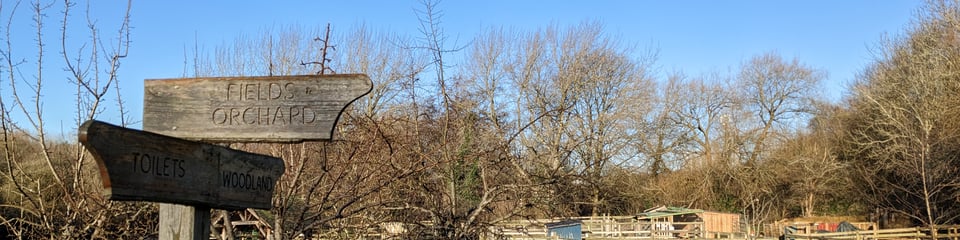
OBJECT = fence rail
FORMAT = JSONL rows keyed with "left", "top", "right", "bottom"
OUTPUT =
{"left": 315, "top": 217, "right": 960, "bottom": 239}
{"left": 784, "top": 225, "right": 960, "bottom": 240}
{"left": 490, "top": 216, "right": 740, "bottom": 239}
{"left": 492, "top": 219, "right": 960, "bottom": 240}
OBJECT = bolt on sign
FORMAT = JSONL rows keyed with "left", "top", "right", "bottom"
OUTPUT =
{"left": 143, "top": 74, "right": 373, "bottom": 142}
{"left": 79, "top": 120, "right": 284, "bottom": 210}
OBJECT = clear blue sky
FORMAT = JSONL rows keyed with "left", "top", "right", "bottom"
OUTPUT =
{"left": 3, "top": 1, "right": 923, "bottom": 134}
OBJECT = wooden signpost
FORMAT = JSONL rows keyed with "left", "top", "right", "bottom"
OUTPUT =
{"left": 80, "top": 74, "right": 372, "bottom": 240}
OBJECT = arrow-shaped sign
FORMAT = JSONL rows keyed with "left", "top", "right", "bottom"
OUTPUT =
{"left": 79, "top": 120, "right": 284, "bottom": 210}
{"left": 143, "top": 74, "right": 372, "bottom": 142}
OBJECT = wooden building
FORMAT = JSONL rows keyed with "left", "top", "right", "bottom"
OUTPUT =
{"left": 636, "top": 206, "right": 742, "bottom": 238}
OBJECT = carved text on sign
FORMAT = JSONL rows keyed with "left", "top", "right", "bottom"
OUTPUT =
{"left": 144, "top": 74, "right": 372, "bottom": 142}
{"left": 79, "top": 120, "right": 284, "bottom": 210}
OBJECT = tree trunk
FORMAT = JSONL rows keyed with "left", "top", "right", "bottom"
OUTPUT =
{"left": 592, "top": 188, "right": 601, "bottom": 216}
{"left": 273, "top": 212, "right": 284, "bottom": 240}
{"left": 221, "top": 210, "right": 236, "bottom": 240}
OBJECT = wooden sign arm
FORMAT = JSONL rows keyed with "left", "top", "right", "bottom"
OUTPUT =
{"left": 79, "top": 120, "right": 284, "bottom": 210}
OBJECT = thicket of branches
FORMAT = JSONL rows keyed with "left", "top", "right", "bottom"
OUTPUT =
{"left": 0, "top": 0, "right": 153, "bottom": 239}
{"left": 4, "top": 0, "right": 960, "bottom": 239}
{"left": 840, "top": 0, "right": 960, "bottom": 229}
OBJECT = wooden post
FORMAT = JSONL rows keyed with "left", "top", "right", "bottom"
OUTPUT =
{"left": 160, "top": 204, "right": 210, "bottom": 240}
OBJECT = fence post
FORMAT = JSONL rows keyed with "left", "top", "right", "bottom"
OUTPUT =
{"left": 950, "top": 225, "right": 957, "bottom": 240}
{"left": 932, "top": 225, "right": 939, "bottom": 240}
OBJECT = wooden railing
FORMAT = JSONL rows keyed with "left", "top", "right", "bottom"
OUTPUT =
{"left": 491, "top": 219, "right": 960, "bottom": 240}
{"left": 929, "top": 224, "right": 960, "bottom": 239}
{"left": 490, "top": 216, "right": 740, "bottom": 239}
{"left": 322, "top": 218, "right": 960, "bottom": 239}
{"left": 785, "top": 225, "right": 960, "bottom": 240}
{"left": 786, "top": 227, "right": 924, "bottom": 239}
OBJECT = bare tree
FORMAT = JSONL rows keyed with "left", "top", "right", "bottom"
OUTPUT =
{"left": 769, "top": 107, "right": 848, "bottom": 217}
{"left": 331, "top": 24, "right": 423, "bottom": 118}
{"left": 724, "top": 52, "right": 825, "bottom": 236}
{"left": 634, "top": 73, "right": 692, "bottom": 178}
{"left": 191, "top": 23, "right": 432, "bottom": 240}
{"left": 0, "top": 0, "right": 153, "bottom": 239}
{"left": 842, "top": 0, "right": 960, "bottom": 228}
{"left": 735, "top": 52, "right": 824, "bottom": 166}
{"left": 669, "top": 73, "right": 735, "bottom": 168}
{"left": 461, "top": 22, "right": 652, "bottom": 217}
{"left": 651, "top": 73, "right": 738, "bottom": 210}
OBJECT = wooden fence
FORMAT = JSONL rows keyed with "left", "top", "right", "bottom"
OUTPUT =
{"left": 784, "top": 225, "right": 960, "bottom": 240}
{"left": 490, "top": 216, "right": 744, "bottom": 239}
{"left": 303, "top": 218, "right": 960, "bottom": 239}
{"left": 491, "top": 219, "right": 960, "bottom": 240}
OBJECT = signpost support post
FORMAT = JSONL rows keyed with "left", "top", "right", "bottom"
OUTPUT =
{"left": 160, "top": 205, "right": 211, "bottom": 239}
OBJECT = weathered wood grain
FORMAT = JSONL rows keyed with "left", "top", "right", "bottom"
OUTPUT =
{"left": 79, "top": 120, "right": 284, "bottom": 210}
{"left": 143, "top": 74, "right": 372, "bottom": 142}
{"left": 159, "top": 204, "right": 210, "bottom": 240}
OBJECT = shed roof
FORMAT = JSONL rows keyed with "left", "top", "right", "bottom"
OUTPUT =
{"left": 545, "top": 220, "right": 583, "bottom": 229}
{"left": 637, "top": 206, "right": 705, "bottom": 219}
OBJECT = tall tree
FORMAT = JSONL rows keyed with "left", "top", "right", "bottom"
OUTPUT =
{"left": 670, "top": 73, "right": 733, "bottom": 168}
{"left": 842, "top": 0, "right": 960, "bottom": 227}
{"left": 636, "top": 73, "right": 693, "bottom": 178}
{"left": 193, "top": 24, "right": 428, "bottom": 240}
{"left": 736, "top": 52, "right": 825, "bottom": 166}
{"left": 769, "top": 104, "right": 849, "bottom": 218}
{"left": 728, "top": 52, "right": 824, "bottom": 234}
{"left": 655, "top": 73, "right": 739, "bottom": 210}
{"left": 506, "top": 22, "right": 655, "bottom": 216}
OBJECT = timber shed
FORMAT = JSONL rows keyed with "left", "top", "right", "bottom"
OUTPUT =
{"left": 636, "top": 206, "right": 742, "bottom": 238}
